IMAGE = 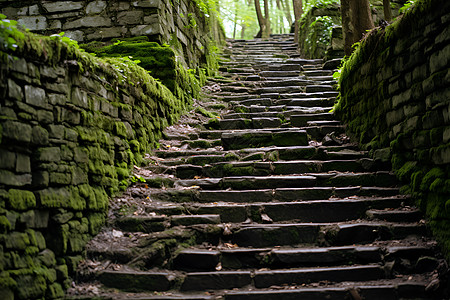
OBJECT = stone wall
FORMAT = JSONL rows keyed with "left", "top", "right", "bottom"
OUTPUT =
{"left": 0, "top": 29, "right": 187, "bottom": 299}
{"left": 0, "top": 0, "right": 224, "bottom": 69}
{"left": 335, "top": 0, "right": 450, "bottom": 258}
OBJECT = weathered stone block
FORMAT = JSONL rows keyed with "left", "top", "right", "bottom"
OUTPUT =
{"left": 64, "top": 16, "right": 112, "bottom": 30}
{"left": 392, "top": 89, "right": 412, "bottom": 108}
{"left": 48, "top": 19, "right": 62, "bottom": 30}
{"left": 117, "top": 10, "right": 144, "bottom": 25}
{"left": 0, "top": 149, "right": 16, "bottom": 170}
{"left": 59, "top": 107, "right": 81, "bottom": 125}
{"left": 64, "top": 30, "right": 84, "bottom": 42}
{"left": 10, "top": 58, "right": 28, "bottom": 74}
{"left": 86, "top": 27, "right": 127, "bottom": 41}
{"left": 16, "top": 153, "right": 31, "bottom": 173}
{"left": 48, "top": 93, "right": 67, "bottom": 106}
{"left": 35, "top": 147, "right": 61, "bottom": 163}
{"left": 86, "top": 0, "right": 107, "bottom": 14}
{"left": 37, "top": 110, "right": 54, "bottom": 124}
{"left": 47, "top": 125, "right": 65, "bottom": 139}
{"left": 71, "top": 88, "right": 88, "bottom": 109}
{"left": 31, "top": 126, "right": 49, "bottom": 145}
{"left": 7, "top": 79, "right": 23, "bottom": 101}
{"left": 17, "top": 16, "right": 47, "bottom": 31}
{"left": 65, "top": 128, "right": 78, "bottom": 142}
{"left": 430, "top": 44, "right": 450, "bottom": 74}
{"left": 386, "top": 108, "right": 405, "bottom": 127}
{"left": 50, "top": 172, "right": 72, "bottom": 185}
{"left": 130, "top": 23, "right": 161, "bottom": 36}
{"left": 132, "top": 0, "right": 161, "bottom": 8}
{"left": 72, "top": 167, "right": 88, "bottom": 185}
{"left": 100, "top": 101, "right": 118, "bottom": 117}
{"left": 2, "top": 121, "right": 32, "bottom": 143}
{"left": 44, "top": 82, "right": 69, "bottom": 94}
{"left": 42, "top": 1, "right": 84, "bottom": 13}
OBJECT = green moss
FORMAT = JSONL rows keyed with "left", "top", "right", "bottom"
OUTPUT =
{"left": 420, "top": 168, "right": 445, "bottom": 192}
{"left": 195, "top": 107, "right": 218, "bottom": 118}
{"left": 7, "top": 189, "right": 36, "bottom": 211}
{"left": 0, "top": 215, "right": 11, "bottom": 233}
{"left": 396, "top": 161, "right": 418, "bottom": 182}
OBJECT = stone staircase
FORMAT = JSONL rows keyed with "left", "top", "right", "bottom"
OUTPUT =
{"left": 68, "top": 34, "right": 447, "bottom": 299}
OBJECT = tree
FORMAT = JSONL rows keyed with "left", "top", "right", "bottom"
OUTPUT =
{"left": 340, "top": 0, "right": 374, "bottom": 56}
{"left": 292, "top": 0, "right": 302, "bottom": 43}
{"left": 383, "top": 0, "right": 392, "bottom": 22}
{"left": 254, "top": 0, "right": 271, "bottom": 38}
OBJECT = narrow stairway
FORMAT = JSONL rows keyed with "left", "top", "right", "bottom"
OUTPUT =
{"left": 69, "top": 34, "right": 448, "bottom": 299}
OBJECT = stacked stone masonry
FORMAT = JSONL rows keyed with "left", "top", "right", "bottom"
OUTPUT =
{"left": 0, "top": 33, "right": 187, "bottom": 298}
{"left": 0, "top": 0, "right": 222, "bottom": 68}
{"left": 336, "top": 0, "right": 450, "bottom": 258}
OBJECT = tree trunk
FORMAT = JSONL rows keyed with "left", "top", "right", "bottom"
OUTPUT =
{"left": 293, "top": 0, "right": 303, "bottom": 43}
{"left": 255, "top": 0, "right": 266, "bottom": 38}
{"left": 383, "top": 0, "right": 392, "bottom": 22}
{"left": 263, "top": 0, "right": 271, "bottom": 38}
{"left": 282, "top": 0, "right": 293, "bottom": 26}
{"left": 341, "top": 0, "right": 374, "bottom": 56}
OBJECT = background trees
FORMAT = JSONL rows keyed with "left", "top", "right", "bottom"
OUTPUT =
{"left": 340, "top": 0, "right": 374, "bottom": 56}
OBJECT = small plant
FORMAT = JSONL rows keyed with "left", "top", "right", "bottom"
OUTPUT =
{"left": 399, "top": 0, "right": 417, "bottom": 14}
{"left": 0, "top": 14, "right": 24, "bottom": 51}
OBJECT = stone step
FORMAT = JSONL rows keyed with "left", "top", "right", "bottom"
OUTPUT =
{"left": 230, "top": 222, "right": 427, "bottom": 247}
{"left": 278, "top": 91, "right": 339, "bottom": 99}
{"left": 366, "top": 208, "right": 423, "bottom": 222}
{"left": 309, "top": 75, "right": 335, "bottom": 81}
{"left": 259, "top": 71, "right": 301, "bottom": 77}
{"left": 253, "top": 265, "right": 385, "bottom": 288}
{"left": 290, "top": 113, "right": 335, "bottom": 127}
{"left": 304, "top": 70, "right": 333, "bottom": 76}
{"left": 224, "top": 281, "right": 431, "bottom": 300}
{"left": 274, "top": 98, "right": 335, "bottom": 107}
{"left": 173, "top": 158, "right": 381, "bottom": 178}
{"left": 219, "top": 117, "right": 283, "bottom": 130}
{"left": 196, "top": 159, "right": 380, "bottom": 178}
{"left": 154, "top": 145, "right": 363, "bottom": 159}
{"left": 305, "top": 85, "right": 335, "bottom": 93}
{"left": 221, "top": 129, "right": 308, "bottom": 150}
{"left": 149, "top": 189, "right": 405, "bottom": 207}
{"left": 174, "top": 172, "right": 397, "bottom": 190}
{"left": 285, "top": 58, "right": 323, "bottom": 65}
{"left": 173, "top": 245, "right": 390, "bottom": 271}
{"left": 258, "top": 78, "right": 313, "bottom": 87}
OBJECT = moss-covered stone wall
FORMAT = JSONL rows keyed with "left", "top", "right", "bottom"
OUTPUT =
{"left": 0, "top": 0, "right": 225, "bottom": 70}
{"left": 335, "top": 0, "right": 450, "bottom": 259}
{"left": 0, "top": 29, "right": 187, "bottom": 299}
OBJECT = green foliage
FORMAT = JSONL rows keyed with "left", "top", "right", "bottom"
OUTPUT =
{"left": 0, "top": 14, "right": 24, "bottom": 51}
{"left": 50, "top": 32, "right": 80, "bottom": 50}
{"left": 399, "top": 0, "right": 417, "bottom": 14}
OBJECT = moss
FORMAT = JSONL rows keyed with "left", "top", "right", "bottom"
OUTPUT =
{"left": 396, "top": 161, "right": 418, "bottom": 182}
{"left": 0, "top": 215, "right": 11, "bottom": 233}
{"left": 7, "top": 189, "right": 36, "bottom": 211}
{"left": 145, "top": 177, "right": 175, "bottom": 188}
{"left": 195, "top": 107, "right": 218, "bottom": 118}
{"left": 420, "top": 168, "right": 445, "bottom": 192}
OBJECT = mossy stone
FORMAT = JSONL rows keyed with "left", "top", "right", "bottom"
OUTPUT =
{"left": 7, "top": 190, "right": 36, "bottom": 211}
